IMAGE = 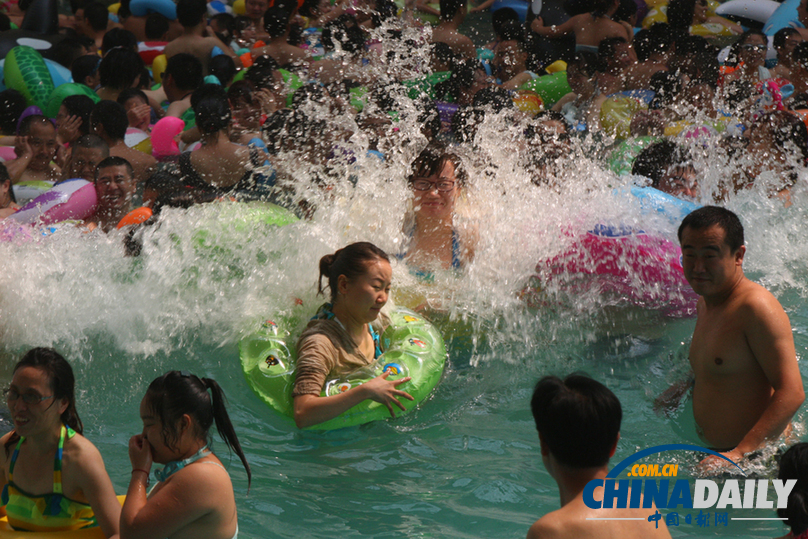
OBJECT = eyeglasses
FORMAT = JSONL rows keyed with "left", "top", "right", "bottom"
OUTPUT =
{"left": 4, "top": 388, "right": 54, "bottom": 405}
{"left": 411, "top": 179, "right": 456, "bottom": 192}
{"left": 742, "top": 44, "right": 766, "bottom": 52}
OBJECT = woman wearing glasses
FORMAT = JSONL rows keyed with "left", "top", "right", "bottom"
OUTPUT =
{"left": 401, "top": 143, "right": 476, "bottom": 274}
{"left": 723, "top": 30, "right": 771, "bottom": 84}
{"left": 0, "top": 348, "right": 121, "bottom": 536}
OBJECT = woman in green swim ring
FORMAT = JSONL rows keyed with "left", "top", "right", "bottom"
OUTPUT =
{"left": 0, "top": 348, "right": 121, "bottom": 536}
{"left": 293, "top": 242, "right": 415, "bottom": 429}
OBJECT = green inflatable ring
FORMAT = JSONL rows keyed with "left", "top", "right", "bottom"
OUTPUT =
{"left": 279, "top": 69, "right": 303, "bottom": 108}
{"left": 4, "top": 46, "right": 55, "bottom": 111}
{"left": 607, "top": 135, "right": 661, "bottom": 176}
{"left": 239, "top": 306, "right": 447, "bottom": 430}
{"left": 403, "top": 70, "right": 451, "bottom": 100}
{"left": 519, "top": 71, "right": 571, "bottom": 108}
{"left": 44, "top": 83, "right": 100, "bottom": 119}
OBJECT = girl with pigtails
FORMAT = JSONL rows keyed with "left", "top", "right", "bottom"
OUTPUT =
{"left": 122, "top": 371, "right": 251, "bottom": 539}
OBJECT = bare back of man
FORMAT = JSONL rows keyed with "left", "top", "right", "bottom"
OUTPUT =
{"left": 529, "top": 487, "right": 671, "bottom": 539}
{"left": 431, "top": 26, "right": 477, "bottom": 60}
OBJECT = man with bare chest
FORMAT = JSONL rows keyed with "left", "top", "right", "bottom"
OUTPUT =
{"left": 678, "top": 206, "right": 804, "bottom": 469}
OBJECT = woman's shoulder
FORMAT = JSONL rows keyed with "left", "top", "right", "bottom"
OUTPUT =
{"left": 62, "top": 433, "right": 105, "bottom": 470}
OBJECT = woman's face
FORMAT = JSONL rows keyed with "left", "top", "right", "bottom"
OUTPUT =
{"left": 337, "top": 259, "right": 392, "bottom": 324}
{"left": 139, "top": 396, "right": 180, "bottom": 464}
{"left": 693, "top": 0, "right": 708, "bottom": 23}
{"left": 739, "top": 34, "right": 767, "bottom": 67}
{"left": 411, "top": 161, "right": 460, "bottom": 222}
{"left": 246, "top": 0, "right": 268, "bottom": 20}
{"left": 7, "top": 367, "right": 67, "bottom": 438}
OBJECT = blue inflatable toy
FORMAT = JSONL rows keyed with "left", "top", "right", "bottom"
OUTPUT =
{"left": 764, "top": 0, "right": 801, "bottom": 35}
{"left": 491, "top": 0, "right": 529, "bottom": 21}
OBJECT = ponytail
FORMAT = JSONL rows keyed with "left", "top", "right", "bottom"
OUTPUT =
{"left": 202, "top": 378, "right": 252, "bottom": 489}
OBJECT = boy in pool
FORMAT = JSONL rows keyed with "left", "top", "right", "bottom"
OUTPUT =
{"left": 528, "top": 374, "right": 671, "bottom": 539}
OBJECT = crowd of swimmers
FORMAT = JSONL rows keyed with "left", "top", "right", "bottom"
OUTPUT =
{"left": 1, "top": 0, "right": 808, "bottom": 535}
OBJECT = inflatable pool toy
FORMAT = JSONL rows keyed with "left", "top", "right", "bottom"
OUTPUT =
{"left": 512, "top": 89, "right": 543, "bottom": 115}
{"left": 129, "top": 0, "right": 176, "bottom": 19}
{"left": 0, "top": 147, "right": 16, "bottom": 161}
{"left": 628, "top": 185, "right": 699, "bottom": 224}
{"left": 519, "top": 71, "right": 571, "bottom": 108}
{"left": 279, "top": 69, "right": 303, "bottom": 107}
{"left": 642, "top": 0, "right": 737, "bottom": 35}
{"left": 600, "top": 94, "right": 645, "bottom": 139}
{"left": 12, "top": 180, "right": 52, "bottom": 205}
{"left": 607, "top": 135, "right": 660, "bottom": 176}
{"left": 531, "top": 0, "right": 541, "bottom": 15}
{"left": 0, "top": 496, "right": 125, "bottom": 538}
{"left": 4, "top": 46, "right": 54, "bottom": 111}
{"left": 715, "top": 0, "right": 778, "bottom": 25}
{"left": 150, "top": 117, "right": 184, "bottom": 159}
{"left": 764, "top": 0, "right": 799, "bottom": 35}
{"left": 43, "top": 83, "right": 99, "bottom": 119}
{"left": 9, "top": 179, "right": 97, "bottom": 226}
{"left": 240, "top": 306, "right": 446, "bottom": 430}
{"left": 491, "top": 0, "right": 528, "bottom": 21}
{"left": 151, "top": 54, "right": 167, "bottom": 85}
{"left": 521, "top": 225, "right": 698, "bottom": 317}
{"left": 233, "top": 0, "right": 246, "bottom": 14}
{"left": 116, "top": 207, "right": 153, "bottom": 229}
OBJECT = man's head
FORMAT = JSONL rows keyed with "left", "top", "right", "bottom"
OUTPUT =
{"left": 94, "top": 156, "right": 136, "bottom": 215}
{"left": 678, "top": 206, "right": 746, "bottom": 297}
{"left": 492, "top": 39, "right": 527, "bottom": 81}
{"left": 176, "top": 0, "right": 207, "bottom": 28}
{"left": 67, "top": 134, "right": 109, "bottom": 181}
{"left": 245, "top": 0, "right": 268, "bottom": 20}
{"left": 163, "top": 53, "right": 204, "bottom": 101}
{"left": 91, "top": 100, "right": 129, "bottom": 142}
{"left": 77, "top": 1, "right": 109, "bottom": 35}
{"left": 531, "top": 374, "right": 621, "bottom": 470}
{"left": 17, "top": 116, "right": 58, "bottom": 172}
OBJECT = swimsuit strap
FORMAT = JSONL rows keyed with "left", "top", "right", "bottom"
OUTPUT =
{"left": 7, "top": 425, "right": 71, "bottom": 517}
{"left": 314, "top": 303, "right": 382, "bottom": 358}
{"left": 368, "top": 324, "right": 382, "bottom": 359}
{"left": 451, "top": 229, "right": 462, "bottom": 270}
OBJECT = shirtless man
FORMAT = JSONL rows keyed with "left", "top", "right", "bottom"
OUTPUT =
{"left": 528, "top": 374, "right": 671, "bottom": 539}
{"left": 5, "top": 116, "right": 61, "bottom": 184}
{"left": 164, "top": 0, "right": 240, "bottom": 75}
{"left": 530, "top": 0, "right": 632, "bottom": 54}
{"left": 675, "top": 206, "right": 804, "bottom": 469}
{"left": 431, "top": 0, "right": 476, "bottom": 61}
{"left": 60, "top": 134, "right": 109, "bottom": 183}
{"left": 250, "top": 7, "right": 309, "bottom": 68}
{"left": 90, "top": 101, "right": 156, "bottom": 184}
{"left": 84, "top": 156, "right": 137, "bottom": 232}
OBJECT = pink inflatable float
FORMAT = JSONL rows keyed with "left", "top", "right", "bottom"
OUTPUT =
{"left": 521, "top": 224, "right": 698, "bottom": 317}
{"left": 9, "top": 178, "right": 97, "bottom": 225}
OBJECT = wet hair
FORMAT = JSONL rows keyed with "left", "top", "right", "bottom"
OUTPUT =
{"left": 73, "top": 133, "right": 110, "bottom": 157}
{"left": 59, "top": 94, "right": 95, "bottom": 135}
{"left": 227, "top": 79, "right": 256, "bottom": 108}
{"left": 492, "top": 7, "right": 518, "bottom": 37}
{"left": 264, "top": 6, "right": 290, "bottom": 38}
{"left": 431, "top": 41, "right": 456, "bottom": 68}
{"left": 408, "top": 142, "right": 468, "bottom": 186}
{"left": 117, "top": 87, "right": 149, "bottom": 108}
{"left": 597, "top": 37, "right": 629, "bottom": 68}
{"left": 497, "top": 19, "right": 525, "bottom": 43}
{"left": 209, "top": 55, "right": 237, "bottom": 87}
{"left": 245, "top": 55, "right": 281, "bottom": 90}
{"left": 101, "top": 28, "right": 138, "bottom": 54}
{"left": 439, "top": 0, "right": 466, "bottom": 21}
{"left": 72, "top": 55, "right": 102, "bottom": 88}
{"left": 0, "top": 163, "right": 14, "bottom": 204}
{"left": 145, "top": 12, "right": 170, "bottom": 39}
{"left": 210, "top": 13, "right": 236, "bottom": 42}
{"left": 4, "top": 348, "right": 84, "bottom": 456}
{"left": 567, "top": 52, "right": 599, "bottom": 78}
{"left": 613, "top": 0, "right": 636, "bottom": 23}
{"left": 726, "top": 29, "right": 767, "bottom": 67}
{"left": 472, "top": 85, "right": 513, "bottom": 112}
{"left": 678, "top": 205, "right": 744, "bottom": 252}
{"left": 95, "top": 155, "right": 134, "bottom": 180}
{"left": 49, "top": 37, "right": 89, "bottom": 69}
{"left": 177, "top": 0, "right": 206, "bottom": 27}
{"left": 777, "top": 443, "right": 808, "bottom": 535}
{"left": 531, "top": 374, "right": 621, "bottom": 468}
{"left": 666, "top": 0, "right": 696, "bottom": 30}
{"left": 144, "top": 371, "right": 251, "bottom": 488}
{"left": 83, "top": 1, "right": 109, "bottom": 32}
{"left": 192, "top": 84, "right": 232, "bottom": 134}
{"left": 99, "top": 46, "right": 144, "bottom": 90}
{"left": 318, "top": 242, "right": 391, "bottom": 303}
{"left": 750, "top": 110, "right": 808, "bottom": 162}
{"left": 91, "top": 100, "right": 129, "bottom": 140}
{"left": 794, "top": 41, "right": 808, "bottom": 71}
{"left": 164, "top": 53, "right": 204, "bottom": 92}
{"left": 648, "top": 71, "right": 683, "bottom": 109}
{"left": 774, "top": 27, "right": 800, "bottom": 52}
{"left": 632, "top": 140, "right": 690, "bottom": 187}
{"left": 18, "top": 115, "right": 54, "bottom": 136}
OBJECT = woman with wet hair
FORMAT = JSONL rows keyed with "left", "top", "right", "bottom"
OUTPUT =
{"left": 123, "top": 370, "right": 251, "bottom": 539}
{"left": 401, "top": 142, "right": 476, "bottom": 274}
{"left": 0, "top": 348, "right": 120, "bottom": 536}
{"left": 293, "top": 242, "right": 413, "bottom": 429}
{"left": 776, "top": 443, "right": 808, "bottom": 539}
